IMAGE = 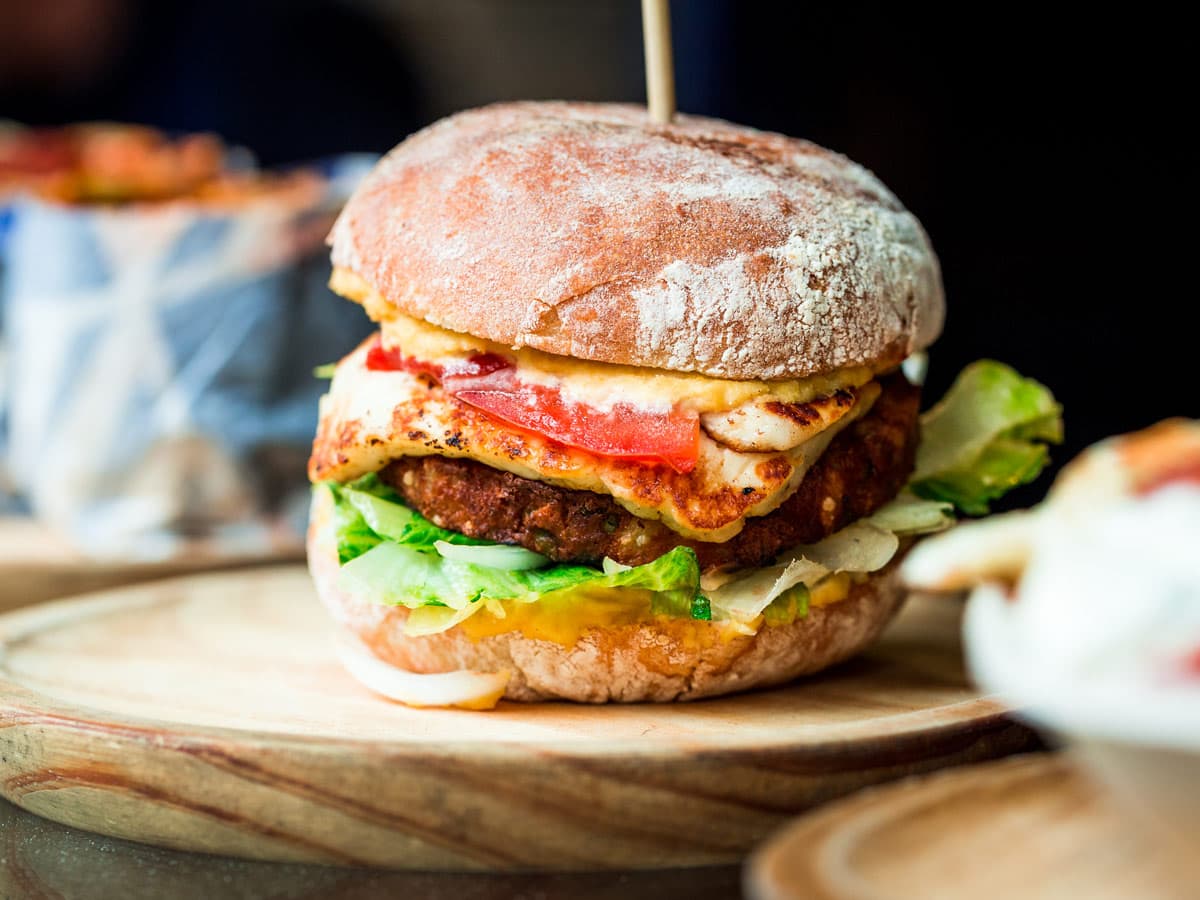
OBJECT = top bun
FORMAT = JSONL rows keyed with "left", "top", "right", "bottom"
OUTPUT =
{"left": 330, "top": 102, "right": 944, "bottom": 380}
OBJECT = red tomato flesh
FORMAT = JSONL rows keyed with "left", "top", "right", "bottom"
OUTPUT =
{"left": 364, "top": 338, "right": 699, "bottom": 473}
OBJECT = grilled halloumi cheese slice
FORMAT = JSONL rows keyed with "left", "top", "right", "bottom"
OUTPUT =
{"left": 700, "top": 391, "right": 860, "bottom": 452}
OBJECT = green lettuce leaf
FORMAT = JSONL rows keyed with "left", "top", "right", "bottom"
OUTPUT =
{"left": 324, "top": 461, "right": 953, "bottom": 634}
{"left": 763, "top": 584, "right": 810, "bottom": 627}
{"left": 329, "top": 474, "right": 487, "bottom": 562}
{"left": 337, "top": 540, "right": 702, "bottom": 632}
{"left": 911, "top": 360, "right": 1063, "bottom": 515}
{"left": 326, "top": 477, "right": 703, "bottom": 631}
{"left": 345, "top": 474, "right": 479, "bottom": 546}
{"left": 326, "top": 484, "right": 382, "bottom": 565}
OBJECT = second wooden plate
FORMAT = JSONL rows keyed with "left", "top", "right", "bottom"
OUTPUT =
{"left": 746, "top": 753, "right": 1193, "bottom": 900}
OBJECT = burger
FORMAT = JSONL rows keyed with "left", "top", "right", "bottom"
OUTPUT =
{"left": 308, "top": 102, "right": 1061, "bottom": 708}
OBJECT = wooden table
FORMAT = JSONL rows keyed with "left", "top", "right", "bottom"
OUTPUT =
{"left": 0, "top": 795, "right": 742, "bottom": 899}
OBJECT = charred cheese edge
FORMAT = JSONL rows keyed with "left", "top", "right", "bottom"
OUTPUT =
{"left": 312, "top": 339, "right": 879, "bottom": 542}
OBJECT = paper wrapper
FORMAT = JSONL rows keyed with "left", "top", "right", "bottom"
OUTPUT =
{"left": 0, "top": 156, "right": 376, "bottom": 558}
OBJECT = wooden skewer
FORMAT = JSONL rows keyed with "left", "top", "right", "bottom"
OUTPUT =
{"left": 641, "top": 0, "right": 676, "bottom": 123}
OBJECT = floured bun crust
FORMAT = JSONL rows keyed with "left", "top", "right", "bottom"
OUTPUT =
{"left": 329, "top": 102, "right": 944, "bottom": 380}
{"left": 309, "top": 486, "right": 907, "bottom": 703}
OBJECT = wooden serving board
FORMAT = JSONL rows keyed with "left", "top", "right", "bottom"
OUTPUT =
{"left": 0, "top": 516, "right": 301, "bottom": 612}
{"left": 0, "top": 567, "right": 1036, "bottom": 871}
{"left": 747, "top": 754, "right": 1194, "bottom": 900}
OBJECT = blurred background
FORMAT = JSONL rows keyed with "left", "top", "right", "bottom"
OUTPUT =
{"left": 0, "top": 0, "right": 1187, "bottom": 544}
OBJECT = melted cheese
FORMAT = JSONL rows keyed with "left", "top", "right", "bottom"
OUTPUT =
{"left": 311, "top": 340, "right": 879, "bottom": 541}
{"left": 458, "top": 578, "right": 853, "bottom": 647}
{"left": 334, "top": 268, "right": 875, "bottom": 415}
{"left": 810, "top": 572, "right": 852, "bottom": 607}
{"left": 460, "top": 593, "right": 658, "bottom": 646}
{"left": 459, "top": 590, "right": 743, "bottom": 647}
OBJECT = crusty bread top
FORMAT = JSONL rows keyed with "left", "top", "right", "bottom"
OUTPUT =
{"left": 330, "top": 102, "right": 944, "bottom": 380}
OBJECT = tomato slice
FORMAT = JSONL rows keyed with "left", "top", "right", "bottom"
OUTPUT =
{"left": 364, "top": 338, "right": 700, "bottom": 473}
{"left": 366, "top": 339, "right": 508, "bottom": 380}
{"left": 365, "top": 339, "right": 408, "bottom": 372}
{"left": 453, "top": 384, "right": 699, "bottom": 473}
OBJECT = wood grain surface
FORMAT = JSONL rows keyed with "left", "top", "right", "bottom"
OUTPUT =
{"left": 746, "top": 753, "right": 1195, "bottom": 900}
{"left": 0, "top": 566, "right": 1037, "bottom": 871}
{"left": 0, "top": 516, "right": 300, "bottom": 612}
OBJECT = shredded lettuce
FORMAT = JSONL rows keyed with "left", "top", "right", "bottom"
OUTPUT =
{"left": 911, "top": 360, "right": 1062, "bottom": 516}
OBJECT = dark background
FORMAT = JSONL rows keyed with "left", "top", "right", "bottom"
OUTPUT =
{"left": 2, "top": 0, "right": 1190, "bottom": 501}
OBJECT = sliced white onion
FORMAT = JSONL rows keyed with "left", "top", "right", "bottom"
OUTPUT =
{"left": 434, "top": 540, "right": 549, "bottom": 570}
{"left": 602, "top": 556, "right": 633, "bottom": 575}
{"left": 334, "top": 632, "right": 511, "bottom": 710}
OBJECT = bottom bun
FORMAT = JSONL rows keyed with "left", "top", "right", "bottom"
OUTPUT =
{"left": 308, "top": 487, "right": 907, "bottom": 703}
